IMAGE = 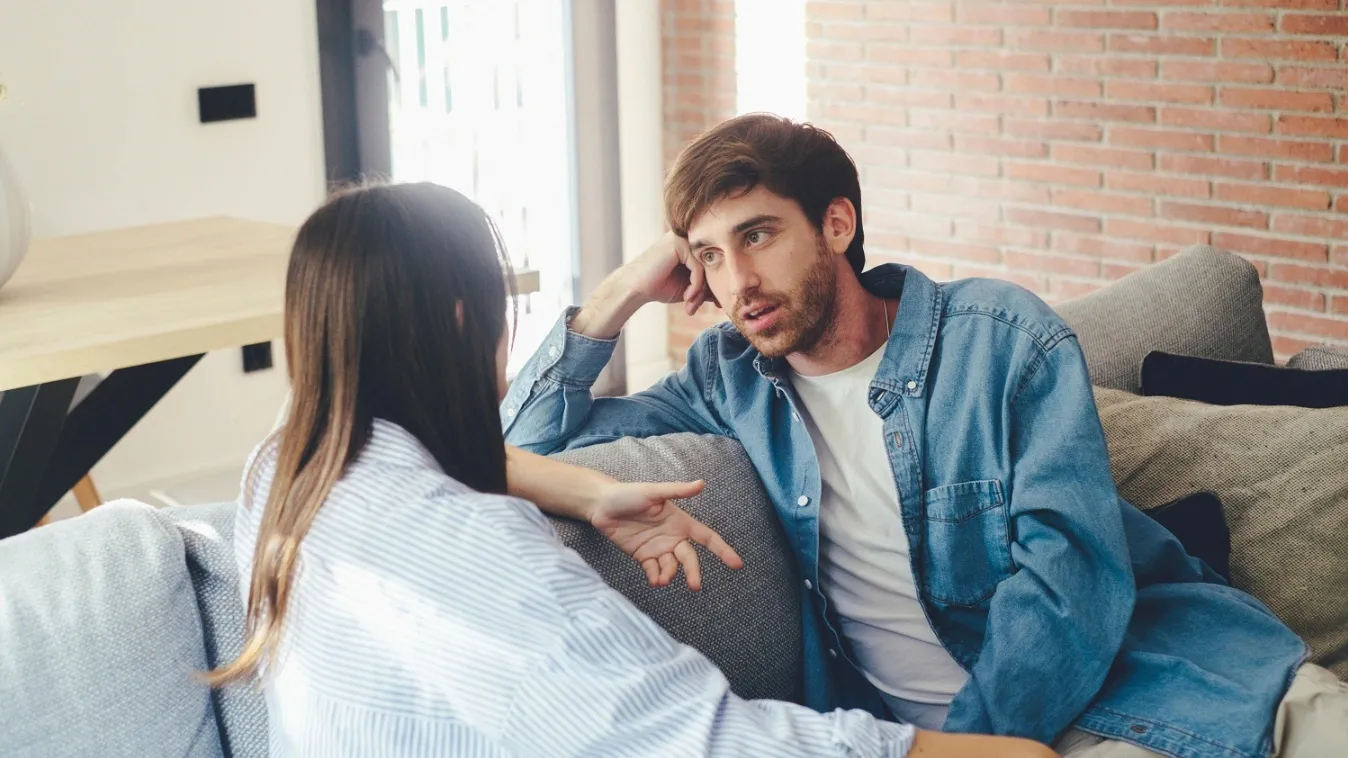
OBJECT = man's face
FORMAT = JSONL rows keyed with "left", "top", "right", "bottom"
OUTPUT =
{"left": 686, "top": 186, "right": 844, "bottom": 358}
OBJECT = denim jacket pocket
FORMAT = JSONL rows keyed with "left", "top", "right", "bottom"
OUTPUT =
{"left": 921, "top": 479, "right": 1015, "bottom": 607}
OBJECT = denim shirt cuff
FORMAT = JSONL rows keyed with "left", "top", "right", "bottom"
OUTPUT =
{"left": 529, "top": 306, "right": 618, "bottom": 387}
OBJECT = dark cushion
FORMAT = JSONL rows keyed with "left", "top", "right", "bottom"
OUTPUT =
{"left": 1147, "top": 491, "right": 1231, "bottom": 583}
{"left": 1141, "top": 351, "right": 1348, "bottom": 409}
{"left": 1057, "top": 246, "right": 1273, "bottom": 393}
{"left": 551, "top": 434, "right": 803, "bottom": 703}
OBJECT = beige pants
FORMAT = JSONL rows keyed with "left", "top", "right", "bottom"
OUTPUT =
{"left": 1055, "top": 665, "right": 1348, "bottom": 758}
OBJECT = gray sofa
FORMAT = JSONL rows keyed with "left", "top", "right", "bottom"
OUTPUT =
{"left": 0, "top": 246, "right": 1337, "bottom": 757}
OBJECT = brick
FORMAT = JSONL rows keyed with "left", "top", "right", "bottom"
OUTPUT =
{"left": 1051, "top": 189, "right": 1154, "bottom": 217}
{"left": 1106, "top": 81, "right": 1215, "bottom": 105}
{"left": 1162, "top": 12, "right": 1274, "bottom": 33}
{"left": 1105, "top": 218, "right": 1213, "bottom": 246}
{"left": 954, "top": 222, "right": 1050, "bottom": 250}
{"left": 1278, "top": 66, "right": 1348, "bottom": 90}
{"left": 806, "top": 2, "right": 865, "bottom": 21}
{"left": 909, "top": 238, "right": 1003, "bottom": 264}
{"left": 1272, "top": 213, "right": 1348, "bottom": 239}
{"left": 1003, "top": 251, "right": 1103, "bottom": 277}
{"left": 865, "top": 86, "right": 951, "bottom": 108}
{"left": 1108, "top": 34, "right": 1216, "bottom": 57}
{"left": 1280, "top": 13, "right": 1348, "bottom": 36}
{"left": 911, "top": 193, "right": 1002, "bottom": 221}
{"left": 1275, "top": 164, "right": 1348, "bottom": 189}
{"left": 1004, "top": 119, "right": 1103, "bottom": 143}
{"left": 1107, "top": 171, "right": 1211, "bottom": 199}
{"left": 822, "top": 104, "right": 907, "bottom": 127}
{"left": 866, "top": 2, "right": 954, "bottom": 22}
{"left": 899, "top": 257, "right": 956, "bottom": 281}
{"left": 1005, "top": 161, "right": 1103, "bottom": 187}
{"left": 1338, "top": 195, "right": 1348, "bottom": 214}
{"left": 1267, "top": 311, "right": 1348, "bottom": 341}
{"left": 1161, "top": 201, "right": 1269, "bottom": 229}
{"left": 911, "top": 24, "right": 1003, "bottom": 47}
{"left": 1161, "top": 107, "right": 1271, "bottom": 134}
{"left": 1278, "top": 115, "right": 1348, "bottom": 140}
{"left": 869, "top": 211, "right": 953, "bottom": 239}
{"left": 807, "top": 41, "right": 865, "bottom": 62}
{"left": 976, "top": 179, "right": 1051, "bottom": 205}
{"left": 907, "top": 109, "right": 999, "bottom": 135}
{"left": 1220, "top": 38, "right": 1338, "bottom": 61}
{"left": 1215, "top": 182, "right": 1332, "bottom": 211}
{"left": 955, "top": 50, "right": 1051, "bottom": 72}
{"left": 910, "top": 150, "right": 1002, "bottom": 177}
{"left": 1004, "top": 74, "right": 1102, "bottom": 98}
{"left": 1055, "top": 56, "right": 1158, "bottom": 79}
{"left": 1219, "top": 0, "right": 1337, "bottom": 9}
{"left": 1335, "top": 246, "right": 1348, "bottom": 266}
{"left": 1051, "top": 232, "right": 1156, "bottom": 263}
{"left": 1054, "top": 100, "right": 1156, "bottom": 123}
{"left": 1271, "top": 335, "right": 1325, "bottom": 360}
{"left": 1006, "top": 207, "right": 1103, "bottom": 234}
{"left": 1219, "top": 135, "right": 1334, "bottom": 163}
{"left": 1007, "top": 29, "right": 1105, "bottom": 53}
{"left": 1161, "top": 60, "right": 1274, "bottom": 84}
{"left": 868, "top": 43, "right": 953, "bottom": 67}
{"left": 1212, "top": 232, "right": 1330, "bottom": 262}
{"left": 1103, "top": 262, "right": 1146, "bottom": 279}
{"left": 955, "top": 3, "right": 1050, "bottom": 26}
{"left": 1334, "top": 297, "right": 1348, "bottom": 316}
{"left": 1050, "top": 278, "right": 1106, "bottom": 301}
{"left": 1057, "top": 10, "right": 1157, "bottom": 29}
{"left": 1110, "top": 127, "right": 1214, "bottom": 152}
{"left": 952, "top": 265, "right": 1046, "bottom": 294}
{"left": 1263, "top": 284, "right": 1327, "bottom": 312}
{"left": 817, "top": 22, "right": 907, "bottom": 42}
{"left": 1220, "top": 87, "right": 1334, "bottom": 112}
{"left": 908, "top": 69, "right": 1001, "bottom": 92}
{"left": 956, "top": 93, "right": 1050, "bottom": 117}
{"left": 808, "top": 81, "right": 865, "bottom": 102}
{"left": 1054, "top": 144, "right": 1156, "bottom": 170}
{"left": 1270, "top": 262, "right": 1348, "bottom": 289}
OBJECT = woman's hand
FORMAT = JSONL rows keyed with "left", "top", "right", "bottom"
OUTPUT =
{"left": 589, "top": 480, "right": 743, "bottom": 591}
{"left": 909, "top": 730, "right": 1058, "bottom": 758}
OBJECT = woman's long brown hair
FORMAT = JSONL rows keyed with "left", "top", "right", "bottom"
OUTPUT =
{"left": 206, "top": 183, "right": 515, "bottom": 686}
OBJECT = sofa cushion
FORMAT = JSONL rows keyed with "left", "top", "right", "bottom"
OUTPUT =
{"left": 551, "top": 433, "right": 803, "bottom": 703}
{"left": 159, "top": 503, "right": 268, "bottom": 758}
{"left": 1095, "top": 388, "right": 1348, "bottom": 677}
{"left": 1058, "top": 246, "right": 1273, "bottom": 393}
{"left": 0, "top": 501, "right": 223, "bottom": 758}
{"left": 1288, "top": 346, "right": 1348, "bottom": 371}
{"left": 1140, "top": 351, "right": 1348, "bottom": 409}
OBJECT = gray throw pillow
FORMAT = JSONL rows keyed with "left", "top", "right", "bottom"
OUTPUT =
{"left": 1288, "top": 346, "right": 1348, "bottom": 371}
{"left": 1095, "top": 387, "right": 1348, "bottom": 677}
{"left": 0, "top": 502, "right": 224, "bottom": 758}
{"left": 551, "top": 434, "right": 804, "bottom": 703}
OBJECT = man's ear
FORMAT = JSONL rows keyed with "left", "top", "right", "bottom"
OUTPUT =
{"left": 822, "top": 197, "right": 857, "bottom": 257}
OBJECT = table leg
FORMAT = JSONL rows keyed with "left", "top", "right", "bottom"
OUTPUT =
{"left": 0, "top": 380, "right": 79, "bottom": 538}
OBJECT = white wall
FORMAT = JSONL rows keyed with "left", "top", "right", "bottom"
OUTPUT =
{"left": 0, "top": 0, "right": 325, "bottom": 511}
{"left": 615, "top": 0, "right": 671, "bottom": 391}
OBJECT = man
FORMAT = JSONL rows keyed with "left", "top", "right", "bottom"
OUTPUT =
{"left": 502, "top": 113, "right": 1346, "bottom": 756}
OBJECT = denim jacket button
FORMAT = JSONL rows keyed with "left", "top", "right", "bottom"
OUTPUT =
{"left": 906, "top": 380, "right": 918, "bottom": 391}
{"left": 1129, "top": 725, "right": 1148, "bottom": 735}
{"left": 548, "top": 345, "right": 559, "bottom": 359}
{"left": 797, "top": 495, "right": 809, "bottom": 506}
{"left": 804, "top": 579, "right": 813, "bottom": 590}
{"left": 828, "top": 649, "right": 838, "bottom": 659}
{"left": 506, "top": 407, "right": 516, "bottom": 417}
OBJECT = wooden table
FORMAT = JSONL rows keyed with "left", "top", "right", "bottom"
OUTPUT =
{"left": 0, "top": 217, "right": 539, "bottom": 537}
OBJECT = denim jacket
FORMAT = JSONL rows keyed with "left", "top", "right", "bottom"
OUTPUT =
{"left": 502, "top": 264, "right": 1307, "bottom": 758}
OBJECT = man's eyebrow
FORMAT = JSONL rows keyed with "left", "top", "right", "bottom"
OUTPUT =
{"left": 690, "top": 214, "right": 782, "bottom": 251}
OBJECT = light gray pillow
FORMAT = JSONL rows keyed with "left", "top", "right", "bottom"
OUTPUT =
{"left": 0, "top": 501, "right": 223, "bottom": 758}
{"left": 551, "top": 434, "right": 804, "bottom": 703}
{"left": 1288, "top": 346, "right": 1348, "bottom": 371}
{"left": 1095, "top": 388, "right": 1348, "bottom": 677}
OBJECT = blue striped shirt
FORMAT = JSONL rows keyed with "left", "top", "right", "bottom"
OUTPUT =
{"left": 235, "top": 420, "right": 916, "bottom": 757}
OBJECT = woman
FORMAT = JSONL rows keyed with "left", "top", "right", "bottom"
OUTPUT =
{"left": 209, "top": 183, "right": 1055, "bottom": 758}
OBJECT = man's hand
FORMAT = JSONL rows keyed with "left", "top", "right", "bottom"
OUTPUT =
{"left": 909, "top": 731, "right": 1058, "bottom": 758}
{"left": 569, "top": 232, "right": 716, "bottom": 340}
{"left": 589, "top": 479, "right": 743, "bottom": 591}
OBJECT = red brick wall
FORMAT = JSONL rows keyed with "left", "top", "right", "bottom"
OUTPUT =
{"left": 664, "top": 0, "right": 1348, "bottom": 363}
{"left": 663, "top": 0, "right": 738, "bottom": 362}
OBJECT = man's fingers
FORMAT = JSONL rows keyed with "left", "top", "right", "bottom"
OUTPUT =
{"left": 675, "top": 540, "right": 702, "bottom": 591}
{"left": 690, "top": 522, "right": 744, "bottom": 570}
{"left": 645, "top": 480, "right": 705, "bottom": 503}
{"left": 642, "top": 558, "right": 660, "bottom": 586}
{"left": 657, "top": 553, "right": 678, "bottom": 586}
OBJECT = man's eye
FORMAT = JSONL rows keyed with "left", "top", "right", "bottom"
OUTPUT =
{"left": 701, "top": 250, "right": 721, "bottom": 265}
{"left": 747, "top": 230, "right": 767, "bottom": 245}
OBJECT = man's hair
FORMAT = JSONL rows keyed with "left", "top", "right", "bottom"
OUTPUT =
{"left": 664, "top": 113, "right": 865, "bottom": 273}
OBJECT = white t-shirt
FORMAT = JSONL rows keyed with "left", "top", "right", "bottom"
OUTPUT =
{"left": 790, "top": 344, "right": 969, "bottom": 730}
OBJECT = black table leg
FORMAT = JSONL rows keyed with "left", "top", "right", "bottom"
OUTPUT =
{"left": 0, "top": 354, "right": 205, "bottom": 539}
{"left": 0, "top": 380, "right": 79, "bottom": 538}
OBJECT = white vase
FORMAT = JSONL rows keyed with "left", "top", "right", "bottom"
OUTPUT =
{"left": 0, "top": 143, "right": 31, "bottom": 291}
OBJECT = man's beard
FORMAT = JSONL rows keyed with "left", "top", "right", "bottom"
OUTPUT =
{"left": 728, "top": 236, "right": 839, "bottom": 359}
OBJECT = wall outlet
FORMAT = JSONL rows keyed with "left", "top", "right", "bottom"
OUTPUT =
{"left": 198, "top": 83, "right": 256, "bottom": 123}
{"left": 242, "top": 342, "right": 273, "bottom": 373}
